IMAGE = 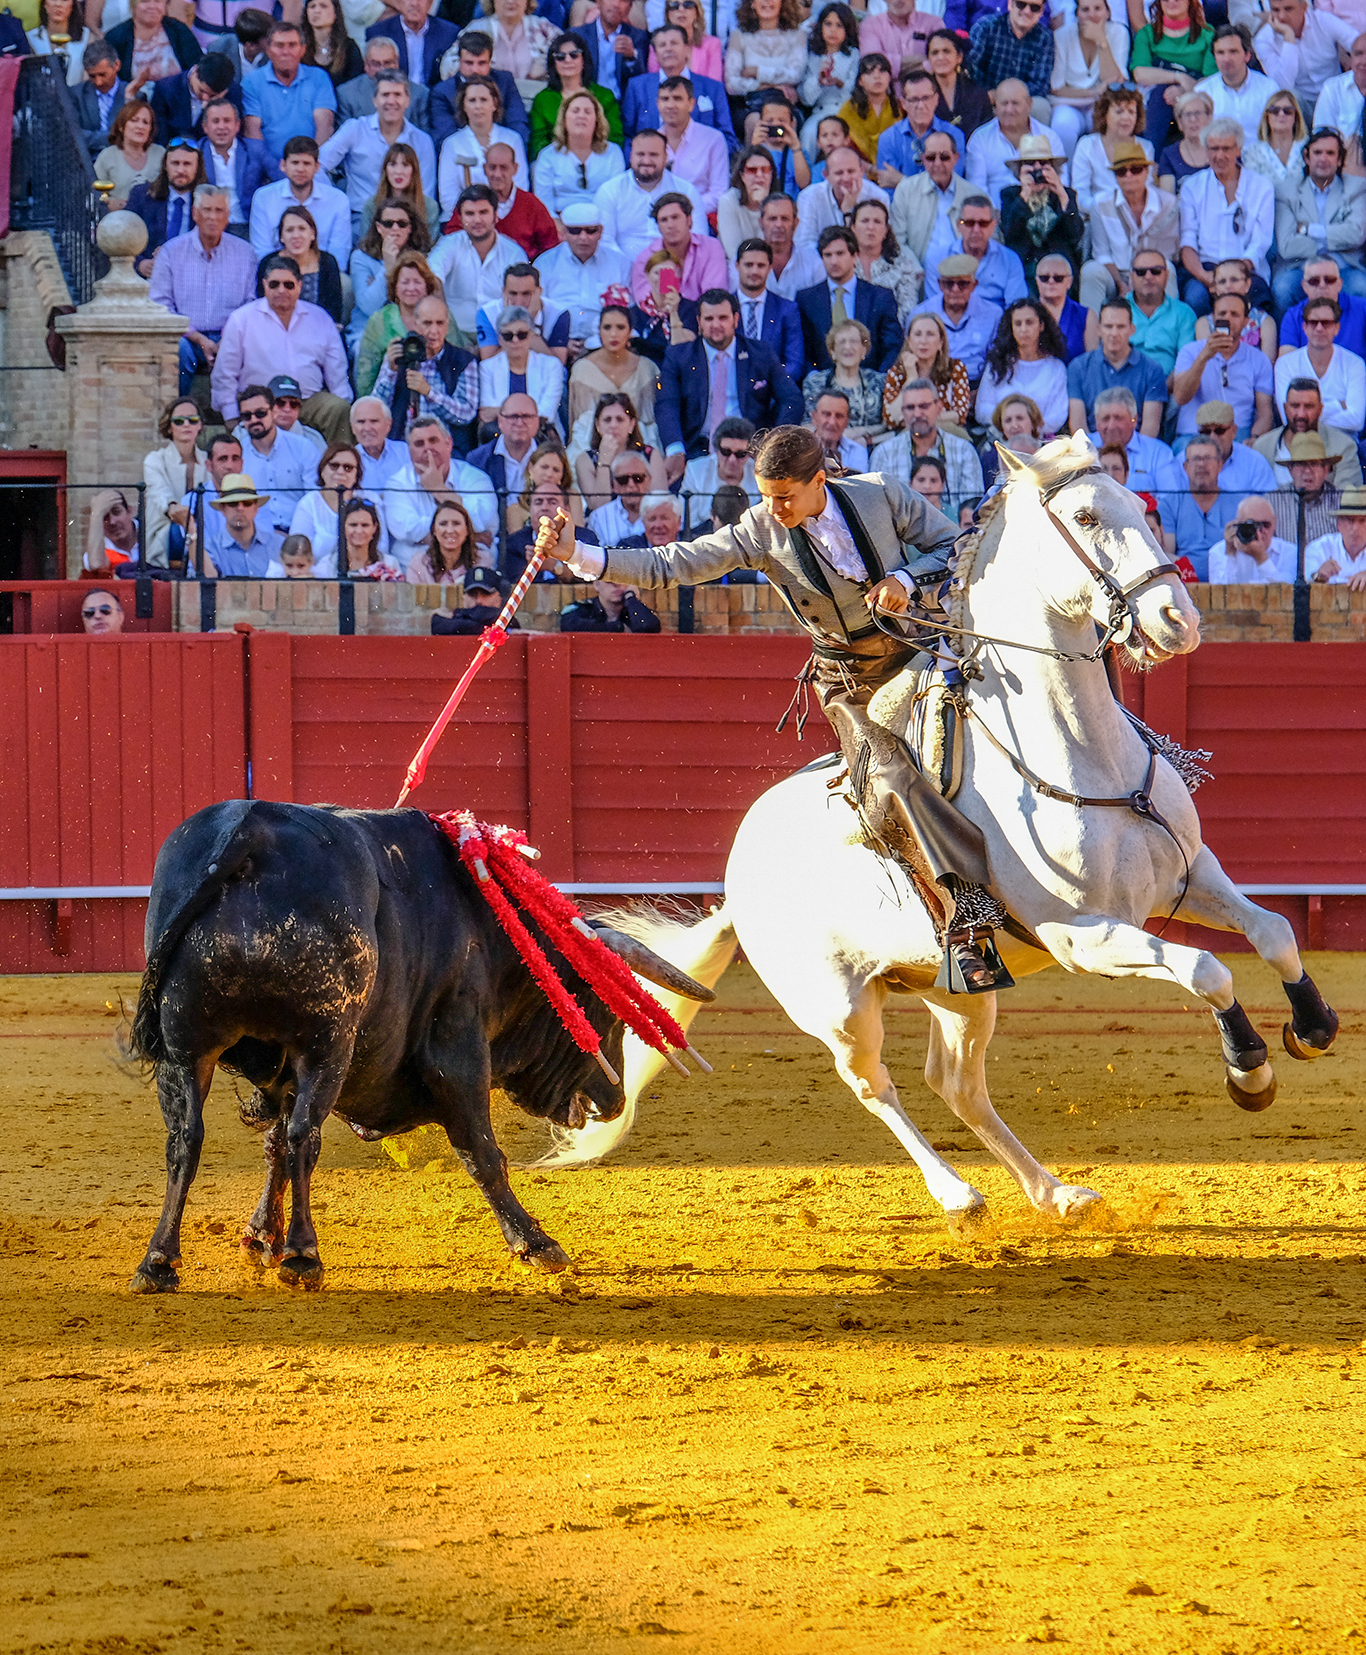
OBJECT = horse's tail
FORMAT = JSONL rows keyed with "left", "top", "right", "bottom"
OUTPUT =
{"left": 529, "top": 902, "right": 738, "bottom": 1169}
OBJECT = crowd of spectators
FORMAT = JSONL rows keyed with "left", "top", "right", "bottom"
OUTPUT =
{"left": 27, "top": 0, "right": 1366, "bottom": 618}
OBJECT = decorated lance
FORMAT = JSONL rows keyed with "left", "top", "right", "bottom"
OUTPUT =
{"left": 394, "top": 509, "right": 570, "bottom": 809}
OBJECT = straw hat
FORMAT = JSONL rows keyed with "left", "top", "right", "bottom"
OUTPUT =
{"left": 208, "top": 473, "right": 270, "bottom": 509}
{"left": 1335, "top": 487, "right": 1366, "bottom": 516}
{"left": 1287, "top": 432, "right": 1330, "bottom": 463}
{"left": 1109, "top": 140, "right": 1151, "bottom": 171}
{"left": 1195, "top": 399, "right": 1235, "bottom": 427}
{"left": 937, "top": 253, "right": 980, "bottom": 281}
{"left": 1006, "top": 133, "right": 1067, "bottom": 172}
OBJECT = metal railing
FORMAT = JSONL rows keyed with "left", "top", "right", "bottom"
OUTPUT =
{"left": 9, "top": 55, "right": 105, "bottom": 305}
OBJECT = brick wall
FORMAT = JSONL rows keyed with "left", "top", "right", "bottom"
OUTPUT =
{"left": 1192, "top": 582, "right": 1366, "bottom": 642}
{"left": 0, "top": 231, "right": 74, "bottom": 455}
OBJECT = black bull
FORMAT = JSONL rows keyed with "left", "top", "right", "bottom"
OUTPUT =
{"left": 126, "top": 800, "right": 715, "bottom": 1292}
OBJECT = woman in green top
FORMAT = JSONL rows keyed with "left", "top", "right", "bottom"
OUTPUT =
{"left": 1130, "top": 0, "right": 1215, "bottom": 154}
{"left": 530, "top": 32, "right": 623, "bottom": 157}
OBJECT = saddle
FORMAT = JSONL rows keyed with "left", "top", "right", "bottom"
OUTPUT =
{"left": 866, "top": 652, "right": 965, "bottom": 802}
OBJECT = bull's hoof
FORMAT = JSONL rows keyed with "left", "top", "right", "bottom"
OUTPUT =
{"left": 277, "top": 1254, "right": 325, "bottom": 1291}
{"left": 240, "top": 1228, "right": 282, "bottom": 1265}
{"left": 515, "top": 1238, "right": 572, "bottom": 1273}
{"left": 1227, "top": 1062, "right": 1277, "bottom": 1112}
{"left": 130, "top": 1257, "right": 179, "bottom": 1294}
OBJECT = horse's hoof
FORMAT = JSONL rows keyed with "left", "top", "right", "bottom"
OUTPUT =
{"left": 1048, "top": 1186, "right": 1111, "bottom": 1227}
{"left": 1283, "top": 1022, "right": 1334, "bottom": 1062}
{"left": 516, "top": 1238, "right": 572, "bottom": 1273}
{"left": 945, "top": 1198, "right": 993, "bottom": 1241}
{"left": 277, "top": 1255, "right": 325, "bottom": 1291}
{"left": 1227, "top": 1062, "right": 1277, "bottom": 1112}
{"left": 129, "top": 1262, "right": 179, "bottom": 1295}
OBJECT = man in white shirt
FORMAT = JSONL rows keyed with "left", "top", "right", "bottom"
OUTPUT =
{"left": 595, "top": 130, "right": 704, "bottom": 263}
{"left": 1207, "top": 494, "right": 1297, "bottom": 582}
{"left": 1196, "top": 25, "right": 1278, "bottom": 131}
{"left": 248, "top": 135, "right": 352, "bottom": 263}
{"left": 350, "top": 396, "right": 411, "bottom": 493}
{"left": 1255, "top": 0, "right": 1358, "bottom": 121}
{"left": 1178, "top": 118, "right": 1275, "bottom": 315}
{"left": 534, "top": 204, "right": 624, "bottom": 352}
{"left": 383, "top": 415, "right": 499, "bottom": 563}
{"left": 585, "top": 450, "right": 651, "bottom": 543}
{"left": 750, "top": 194, "right": 823, "bottom": 299}
{"left": 655, "top": 76, "right": 728, "bottom": 217}
{"left": 964, "top": 78, "right": 1066, "bottom": 208}
{"left": 1311, "top": 32, "right": 1366, "bottom": 142}
{"left": 428, "top": 184, "right": 527, "bottom": 338}
{"left": 795, "top": 146, "right": 891, "bottom": 247}
{"left": 1306, "top": 486, "right": 1366, "bottom": 586}
{"left": 318, "top": 73, "right": 436, "bottom": 234}
{"left": 878, "top": 379, "right": 985, "bottom": 517}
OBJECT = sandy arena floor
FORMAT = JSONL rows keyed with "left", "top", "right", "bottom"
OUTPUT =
{"left": 1, "top": 955, "right": 1364, "bottom": 1655}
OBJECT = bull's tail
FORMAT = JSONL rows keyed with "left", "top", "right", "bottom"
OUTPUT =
{"left": 531, "top": 902, "right": 738, "bottom": 1169}
{"left": 127, "top": 800, "right": 264, "bottom": 1068}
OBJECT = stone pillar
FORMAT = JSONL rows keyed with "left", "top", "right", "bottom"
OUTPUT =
{"left": 54, "top": 212, "right": 187, "bottom": 575}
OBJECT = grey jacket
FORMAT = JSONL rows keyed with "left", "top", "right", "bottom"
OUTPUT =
{"left": 598, "top": 474, "right": 959, "bottom": 649}
{"left": 1274, "top": 173, "right": 1366, "bottom": 269}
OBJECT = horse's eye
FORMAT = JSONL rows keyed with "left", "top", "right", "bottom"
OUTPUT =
{"left": 1073, "top": 510, "right": 1099, "bottom": 528}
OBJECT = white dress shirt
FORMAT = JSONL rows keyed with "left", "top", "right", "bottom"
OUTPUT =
{"left": 1306, "top": 529, "right": 1366, "bottom": 582}
{"left": 1312, "top": 69, "right": 1366, "bottom": 140}
{"left": 429, "top": 229, "right": 528, "bottom": 334}
{"left": 1178, "top": 164, "right": 1275, "bottom": 278}
{"left": 794, "top": 178, "right": 891, "bottom": 247}
{"left": 534, "top": 239, "right": 627, "bottom": 343}
{"left": 320, "top": 115, "right": 437, "bottom": 225}
{"left": 753, "top": 245, "right": 825, "bottom": 302}
{"left": 1275, "top": 344, "right": 1366, "bottom": 432}
{"left": 384, "top": 458, "right": 499, "bottom": 561}
{"left": 248, "top": 177, "right": 353, "bottom": 264}
{"left": 595, "top": 168, "right": 706, "bottom": 262}
{"left": 531, "top": 143, "right": 625, "bottom": 220}
{"left": 1256, "top": 11, "right": 1359, "bottom": 115}
{"left": 965, "top": 117, "right": 1069, "bottom": 208}
{"left": 1193, "top": 67, "right": 1279, "bottom": 133}
{"left": 438, "top": 125, "right": 530, "bottom": 215}
{"left": 289, "top": 489, "right": 391, "bottom": 576}
{"left": 1207, "top": 532, "right": 1297, "bottom": 583}
{"left": 478, "top": 351, "right": 566, "bottom": 428}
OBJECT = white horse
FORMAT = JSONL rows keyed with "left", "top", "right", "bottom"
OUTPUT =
{"left": 539, "top": 437, "right": 1338, "bottom": 1229}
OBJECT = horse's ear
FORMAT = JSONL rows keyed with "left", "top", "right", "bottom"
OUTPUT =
{"left": 995, "top": 443, "right": 1028, "bottom": 475}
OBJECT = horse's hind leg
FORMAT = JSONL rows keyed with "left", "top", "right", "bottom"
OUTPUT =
{"left": 1178, "top": 846, "right": 1339, "bottom": 1062}
{"left": 131, "top": 1051, "right": 217, "bottom": 1294}
{"left": 921, "top": 991, "right": 1104, "bottom": 1224}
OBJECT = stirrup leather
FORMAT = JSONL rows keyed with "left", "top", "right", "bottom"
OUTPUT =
{"left": 934, "top": 925, "right": 1016, "bottom": 996}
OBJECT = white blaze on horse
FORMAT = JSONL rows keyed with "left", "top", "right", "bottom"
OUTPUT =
{"left": 540, "top": 435, "right": 1338, "bottom": 1229}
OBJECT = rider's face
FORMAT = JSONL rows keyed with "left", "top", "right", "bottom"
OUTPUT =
{"left": 758, "top": 470, "right": 827, "bottom": 528}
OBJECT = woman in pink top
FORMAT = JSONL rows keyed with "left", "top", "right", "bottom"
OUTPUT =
{"left": 648, "top": 0, "right": 723, "bottom": 79}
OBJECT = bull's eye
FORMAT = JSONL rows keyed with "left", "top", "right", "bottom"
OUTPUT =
{"left": 1073, "top": 510, "right": 1099, "bottom": 529}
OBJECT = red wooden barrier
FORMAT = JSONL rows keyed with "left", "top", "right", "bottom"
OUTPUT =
{"left": 0, "top": 579, "right": 174, "bottom": 634}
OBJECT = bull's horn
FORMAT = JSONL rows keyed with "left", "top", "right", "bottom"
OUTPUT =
{"left": 587, "top": 924, "right": 716, "bottom": 1002}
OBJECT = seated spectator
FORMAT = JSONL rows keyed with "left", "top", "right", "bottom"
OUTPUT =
{"left": 536, "top": 206, "right": 626, "bottom": 356}
{"left": 1170, "top": 291, "right": 1274, "bottom": 442}
{"left": 561, "top": 577, "right": 662, "bottom": 631}
{"left": 889, "top": 128, "right": 972, "bottom": 287}
{"left": 32, "top": 0, "right": 96, "bottom": 88}
{"left": 248, "top": 134, "right": 351, "bottom": 263}
{"left": 80, "top": 588, "right": 126, "bottom": 635}
{"left": 530, "top": 88, "right": 625, "bottom": 233}
{"left": 652, "top": 73, "right": 727, "bottom": 218}
{"left": 795, "top": 145, "right": 889, "bottom": 247}
{"left": 1208, "top": 493, "right": 1296, "bottom": 583}
{"left": 318, "top": 70, "right": 436, "bottom": 236}
{"left": 575, "top": 391, "right": 669, "bottom": 508}
{"left": 1067, "top": 300, "right": 1168, "bottom": 435}
{"left": 1194, "top": 24, "right": 1275, "bottom": 137}
{"left": 288, "top": 443, "right": 385, "bottom": 575}
{"left": 1271, "top": 431, "right": 1341, "bottom": 545}
{"left": 680, "top": 416, "right": 759, "bottom": 516}
{"left": 127, "top": 139, "right": 207, "bottom": 277}
{"left": 1157, "top": 436, "right": 1236, "bottom": 576}
{"left": 148, "top": 53, "right": 239, "bottom": 144}
{"left": 349, "top": 197, "right": 431, "bottom": 356}
{"left": 430, "top": 28, "right": 529, "bottom": 153}
{"left": 1072, "top": 90, "right": 1154, "bottom": 221}
{"left": 752, "top": 191, "right": 825, "bottom": 302}
{"left": 230, "top": 381, "right": 320, "bottom": 534}
{"left": 909, "top": 254, "right": 1004, "bottom": 388}
{"left": 981, "top": 393, "right": 1044, "bottom": 484}
{"left": 585, "top": 449, "right": 651, "bottom": 543}
{"left": 999, "top": 136, "right": 1084, "bottom": 289}
{"left": 922, "top": 192, "right": 1025, "bottom": 312}
{"left": 506, "top": 446, "right": 587, "bottom": 537}
{"left": 429, "top": 183, "right": 528, "bottom": 340}
{"left": 531, "top": 32, "right": 622, "bottom": 158}
{"left": 1098, "top": 442, "right": 1130, "bottom": 485}
{"left": 144, "top": 395, "right": 207, "bottom": 567}
{"left": 432, "top": 565, "right": 515, "bottom": 634}
{"left": 1123, "top": 249, "right": 1197, "bottom": 376}
{"left": 1274, "top": 298, "right": 1366, "bottom": 435}
{"left": 1193, "top": 257, "right": 1275, "bottom": 363}
{"left": 797, "top": 226, "right": 901, "bottom": 372}
{"left": 748, "top": 91, "right": 811, "bottom": 196}
{"left": 355, "top": 251, "right": 441, "bottom": 399}
{"left": 106, "top": 0, "right": 201, "bottom": 92}
{"left": 1033, "top": 253, "right": 1089, "bottom": 361}
{"left": 270, "top": 374, "right": 328, "bottom": 456}
{"left": 924, "top": 25, "right": 993, "bottom": 141}
{"left": 976, "top": 298, "right": 1070, "bottom": 436}
{"left": 351, "top": 395, "right": 417, "bottom": 493}
{"left": 478, "top": 304, "right": 566, "bottom": 429}
{"left": 169, "top": 430, "right": 243, "bottom": 571}
{"left": 908, "top": 451, "right": 948, "bottom": 511}
{"left": 802, "top": 318, "right": 886, "bottom": 448}
{"left": 622, "top": 490, "right": 687, "bottom": 549}
{"left": 468, "top": 393, "right": 545, "bottom": 535}
{"left": 1190, "top": 397, "right": 1277, "bottom": 493}
{"left": 798, "top": 4, "right": 861, "bottom": 153}
{"left": 1272, "top": 130, "right": 1366, "bottom": 320}
{"left": 74, "top": 42, "right": 130, "bottom": 161}
{"left": 242, "top": 20, "right": 337, "bottom": 166}
{"left": 1049, "top": 0, "right": 1130, "bottom": 161}
{"left": 811, "top": 387, "right": 869, "bottom": 473}
{"left": 837, "top": 51, "right": 900, "bottom": 174}
{"left": 214, "top": 260, "right": 354, "bottom": 446}
{"left": 875, "top": 68, "right": 960, "bottom": 188}
{"left": 384, "top": 415, "right": 498, "bottom": 565}
{"left": 96, "top": 100, "right": 166, "bottom": 211}
{"left": 148, "top": 184, "right": 256, "bottom": 394}
{"left": 231, "top": 9, "right": 275, "bottom": 78}
{"left": 1132, "top": 0, "right": 1214, "bottom": 157}
{"left": 406, "top": 499, "right": 479, "bottom": 587}
{"left": 376, "top": 291, "right": 481, "bottom": 444}
{"left": 197, "top": 97, "right": 278, "bottom": 238}
{"left": 847, "top": 198, "right": 920, "bottom": 328}
{"left": 693, "top": 480, "right": 752, "bottom": 537}
{"left": 1280, "top": 255, "right": 1366, "bottom": 360}
{"left": 967, "top": 7, "right": 1053, "bottom": 136}
{"left": 717, "top": 146, "right": 777, "bottom": 261}
{"left": 628, "top": 191, "right": 726, "bottom": 306}
{"left": 338, "top": 496, "right": 403, "bottom": 580}
{"left": 1178, "top": 118, "right": 1274, "bottom": 317}
{"left": 964, "top": 78, "right": 1064, "bottom": 210}
{"left": 301, "top": 0, "right": 363, "bottom": 88}
{"left": 1156, "top": 88, "right": 1213, "bottom": 197}
{"left": 1252, "top": 377, "right": 1363, "bottom": 489}
{"left": 1080, "top": 142, "right": 1179, "bottom": 313}
{"left": 883, "top": 310, "right": 973, "bottom": 431}
{"left": 1241, "top": 85, "right": 1306, "bottom": 190}
{"left": 255, "top": 204, "right": 343, "bottom": 324}
{"left": 357, "top": 142, "right": 442, "bottom": 243}
{"left": 731, "top": 239, "right": 805, "bottom": 386}
{"left": 647, "top": 3, "right": 726, "bottom": 96}
{"left": 270, "top": 534, "right": 316, "bottom": 579}
{"left": 879, "top": 378, "right": 984, "bottom": 514}
{"left": 1307, "top": 488, "right": 1366, "bottom": 588}
{"left": 338, "top": 35, "right": 430, "bottom": 134}
{"left": 476, "top": 263, "right": 570, "bottom": 364}
{"left": 807, "top": 112, "right": 854, "bottom": 187}
{"left": 82, "top": 487, "right": 142, "bottom": 575}
{"left": 207, "top": 472, "right": 280, "bottom": 577}
{"left": 723, "top": 0, "right": 807, "bottom": 112}
{"left": 1088, "top": 384, "right": 1182, "bottom": 492}
{"left": 594, "top": 131, "right": 702, "bottom": 265}
{"left": 1312, "top": 31, "right": 1366, "bottom": 144}
{"left": 439, "top": 76, "right": 531, "bottom": 217}
{"left": 503, "top": 480, "right": 594, "bottom": 581}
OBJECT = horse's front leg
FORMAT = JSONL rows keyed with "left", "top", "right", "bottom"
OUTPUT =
{"left": 1035, "top": 914, "right": 1278, "bottom": 1113}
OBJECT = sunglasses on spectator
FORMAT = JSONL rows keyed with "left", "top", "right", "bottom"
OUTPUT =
{"left": 958, "top": 216, "right": 994, "bottom": 229}
{"left": 265, "top": 278, "right": 298, "bottom": 290}
{"left": 1198, "top": 423, "right": 1232, "bottom": 434}
{"left": 1113, "top": 164, "right": 1147, "bottom": 177}
{"left": 567, "top": 224, "right": 601, "bottom": 234}
{"left": 553, "top": 46, "right": 582, "bottom": 59}
{"left": 719, "top": 444, "right": 749, "bottom": 458}
{"left": 274, "top": 397, "right": 302, "bottom": 409}
{"left": 940, "top": 277, "right": 973, "bottom": 290}
{"left": 170, "top": 414, "right": 200, "bottom": 426}
{"left": 1304, "top": 273, "right": 1340, "bottom": 286}
{"left": 166, "top": 136, "right": 199, "bottom": 151}
{"left": 1036, "top": 270, "right": 1068, "bottom": 282}
{"left": 82, "top": 604, "right": 116, "bottom": 617}
{"left": 1012, "top": 1, "right": 1044, "bottom": 12}
{"left": 1267, "top": 104, "right": 1296, "bottom": 116}
{"left": 500, "top": 329, "right": 531, "bottom": 341}
{"left": 240, "top": 405, "right": 271, "bottom": 418}
{"left": 1132, "top": 264, "right": 1165, "bottom": 278}
{"left": 615, "top": 471, "right": 649, "bottom": 483}
{"left": 1305, "top": 315, "right": 1338, "bottom": 326}
{"left": 378, "top": 216, "right": 410, "bottom": 229}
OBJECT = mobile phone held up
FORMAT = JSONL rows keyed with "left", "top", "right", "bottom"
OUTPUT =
{"left": 658, "top": 266, "right": 681, "bottom": 298}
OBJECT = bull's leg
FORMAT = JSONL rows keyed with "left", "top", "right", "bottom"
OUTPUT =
{"left": 241, "top": 1118, "right": 289, "bottom": 1264}
{"left": 276, "top": 1041, "right": 353, "bottom": 1291}
{"left": 130, "top": 1051, "right": 216, "bottom": 1295}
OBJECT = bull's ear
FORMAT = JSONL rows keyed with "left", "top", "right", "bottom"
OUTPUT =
{"left": 589, "top": 924, "right": 716, "bottom": 1002}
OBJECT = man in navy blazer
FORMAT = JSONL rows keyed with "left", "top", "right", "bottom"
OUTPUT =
{"left": 572, "top": 0, "right": 648, "bottom": 105}
{"left": 656, "top": 289, "right": 802, "bottom": 473}
{"left": 619, "top": 24, "right": 735, "bottom": 145}
{"left": 149, "top": 56, "right": 241, "bottom": 141}
{"left": 197, "top": 98, "right": 280, "bottom": 228}
{"left": 797, "top": 226, "right": 902, "bottom": 373}
{"left": 366, "top": 0, "right": 460, "bottom": 87}
{"left": 429, "top": 35, "right": 529, "bottom": 149}
{"left": 732, "top": 238, "right": 804, "bottom": 385}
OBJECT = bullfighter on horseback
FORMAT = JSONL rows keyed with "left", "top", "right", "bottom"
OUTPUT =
{"left": 548, "top": 424, "right": 1012, "bottom": 994}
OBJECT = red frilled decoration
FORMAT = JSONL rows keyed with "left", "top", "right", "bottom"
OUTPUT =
{"left": 427, "top": 810, "right": 696, "bottom": 1085}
